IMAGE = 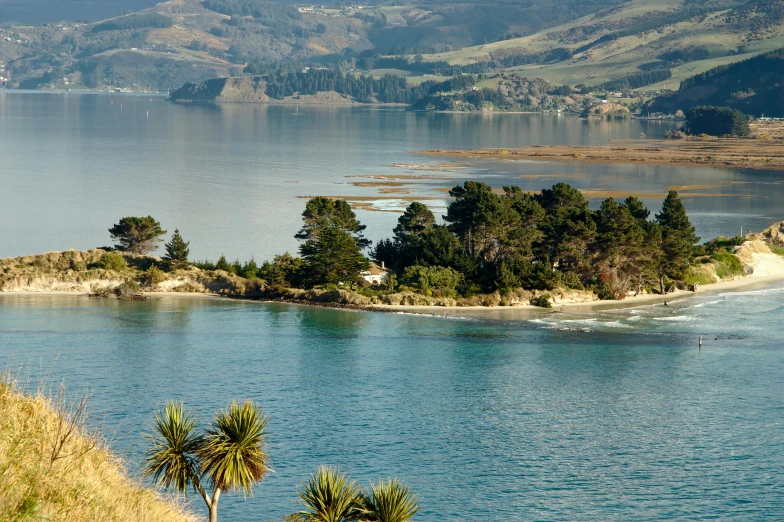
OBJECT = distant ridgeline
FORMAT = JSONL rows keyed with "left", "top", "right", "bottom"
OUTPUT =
{"left": 647, "top": 48, "right": 784, "bottom": 116}
{"left": 169, "top": 70, "right": 562, "bottom": 111}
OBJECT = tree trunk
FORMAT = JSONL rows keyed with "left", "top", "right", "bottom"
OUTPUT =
{"left": 209, "top": 488, "right": 221, "bottom": 522}
{"left": 659, "top": 275, "right": 665, "bottom": 295}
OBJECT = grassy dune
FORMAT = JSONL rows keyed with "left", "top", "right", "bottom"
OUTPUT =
{"left": 0, "top": 378, "right": 196, "bottom": 522}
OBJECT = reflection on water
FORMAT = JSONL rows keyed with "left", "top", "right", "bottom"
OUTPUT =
{"left": 3, "top": 92, "right": 780, "bottom": 262}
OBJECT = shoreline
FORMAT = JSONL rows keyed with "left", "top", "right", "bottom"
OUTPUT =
{"left": 3, "top": 273, "right": 782, "bottom": 318}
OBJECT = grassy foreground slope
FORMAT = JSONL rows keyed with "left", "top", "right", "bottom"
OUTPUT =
{"left": 0, "top": 379, "right": 196, "bottom": 522}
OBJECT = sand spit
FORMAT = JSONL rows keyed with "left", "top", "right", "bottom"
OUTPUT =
{"left": 3, "top": 229, "right": 784, "bottom": 317}
{"left": 419, "top": 137, "right": 784, "bottom": 171}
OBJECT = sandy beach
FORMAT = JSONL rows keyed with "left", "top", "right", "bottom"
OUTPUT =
{"left": 3, "top": 272, "right": 783, "bottom": 318}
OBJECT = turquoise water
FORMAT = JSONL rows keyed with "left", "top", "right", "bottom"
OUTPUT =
{"left": 2, "top": 92, "right": 784, "bottom": 520}
{"left": 2, "top": 285, "right": 783, "bottom": 520}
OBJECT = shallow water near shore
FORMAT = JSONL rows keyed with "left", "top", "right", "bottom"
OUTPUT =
{"left": 2, "top": 284, "right": 783, "bottom": 520}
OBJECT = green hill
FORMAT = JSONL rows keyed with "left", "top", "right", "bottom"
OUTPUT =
{"left": 4, "top": 0, "right": 784, "bottom": 98}
{"left": 646, "top": 47, "right": 784, "bottom": 116}
{"left": 418, "top": 0, "right": 784, "bottom": 89}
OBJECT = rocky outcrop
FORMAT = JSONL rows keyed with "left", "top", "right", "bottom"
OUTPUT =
{"left": 580, "top": 102, "right": 631, "bottom": 120}
{"left": 169, "top": 76, "right": 355, "bottom": 104}
{"left": 746, "top": 220, "right": 784, "bottom": 246}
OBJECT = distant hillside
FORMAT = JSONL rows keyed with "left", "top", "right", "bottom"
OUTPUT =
{"left": 418, "top": 0, "right": 784, "bottom": 89}
{"left": 0, "top": 0, "right": 372, "bottom": 91}
{"left": 4, "top": 0, "right": 784, "bottom": 96}
{"left": 646, "top": 48, "right": 784, "bottom": 116}
{"left": 366, "top": 0, "right": 628, "bottom": 54}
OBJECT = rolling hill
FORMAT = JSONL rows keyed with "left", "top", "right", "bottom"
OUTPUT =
{"left": 420, "top": 0, "right": 784, "bottom": 88}
{"left": 646, "top": 47, "right": 784, "bottom": 116}
{"left": 2, "top": 0, "right": 784, "bottom": 100}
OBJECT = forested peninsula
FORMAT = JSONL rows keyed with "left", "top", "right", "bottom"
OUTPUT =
{"left": 168, "top": 70, "right": 563, "bottom": 111}
{"left": 4, "top": 182, "right": 784, "bottom": 310}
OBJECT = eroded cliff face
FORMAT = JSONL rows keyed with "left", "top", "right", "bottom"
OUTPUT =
{"left": 580, "top": 102, "right": 631, "bottom": 119}
{"left": 734, "top": 239, "right": 784, "bottom": 278}
{"left": 748, "top": 221, "right": 784, "bottom": 246}
{"left": 214, "top": 77, "right": 272, "bottom": 102}
{"left": 169, "top": 75, "right": 355, "bottom": 103}
{"left": 0, "top": 250, "right": 264, "bottom": 296}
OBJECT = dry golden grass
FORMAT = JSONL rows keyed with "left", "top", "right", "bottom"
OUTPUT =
{"left": 0, "top": 378, "right": 196, "bottom": 522}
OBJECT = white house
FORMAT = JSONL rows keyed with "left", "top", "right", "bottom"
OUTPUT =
{"left": 361, "top": 262, "right": 390, "bottom": 285}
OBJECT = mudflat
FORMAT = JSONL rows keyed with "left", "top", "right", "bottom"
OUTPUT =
{"left": 419, "top": 136, "right": 784, "bottom": 171}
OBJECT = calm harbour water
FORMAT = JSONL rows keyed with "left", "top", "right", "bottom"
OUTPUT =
{"left": 1, "top": 93, "right": 784, "bottom": 520}
{"left": 2, "top": 92, "right": 782, "bottom": 261}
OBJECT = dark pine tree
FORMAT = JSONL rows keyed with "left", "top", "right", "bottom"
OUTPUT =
{"left": 655, "top": 191, "right": 700, "bottom": 293}
{"left": 299, "top": 224, "right": 370, "bottom": 288}
{"left": 163, "top": 229, "right": 190, "bottom": 269}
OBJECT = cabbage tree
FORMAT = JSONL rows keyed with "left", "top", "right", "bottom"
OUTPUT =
{"left": 144, "top": 400, "right": 270, "bottom": 522}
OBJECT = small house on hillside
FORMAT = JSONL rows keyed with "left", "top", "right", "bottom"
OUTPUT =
{"left": 361, "top": 262, "right": 390, "bottom": 285}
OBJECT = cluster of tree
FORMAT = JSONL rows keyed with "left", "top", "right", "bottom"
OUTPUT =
{"left": 725, "top": 0, "right": 784, "bottom": 32}
{"left": 108, "top": 217, "right": 190, "bottom": 269}
{"left": 598, "top": 69, "right": 672, "bottom": 92}
{"left": 105, "top": 184, "right": 701, "bottom": 302}
{"left": 91, "top": 13, "right": 173, "bottom": 33}
{"left": 491, "top": 48, "right": 574, "bottom": 68}
{"left": 355, "top": 54, "right": 451, "bottom": 74}
{"left": 686, "top": 105, "right": 750, "bottom": 137}
{"left": 145, "top": 401, "right": 418, "bottom": 522}
{"left": 372, "top": 183, "right": 699, "bottom": 298}
{"left": 262, "top": 69, "right": 436, "bottom": 104}
{"left": 427, "top": 75, "right": 477, "bottom": 94}
{"left": 574, "top": 7, "right": 724, "bottom": 54}
{"left": 194, "top": 256, "right": 260, "bottom": 279}
{"left": 648, "top": 48, "right": 784, "bottom": 117}
{"left": 411, "top": 86, "right": 514, "bottom": 112}
{"left": 202, "top": 0, "right": 301, "bottom": 22}
{"left": 657, "top": 46, "right": 710, "bottom": 64}
{"left": 228, "top": 185, "right": 699, "bottom": 300}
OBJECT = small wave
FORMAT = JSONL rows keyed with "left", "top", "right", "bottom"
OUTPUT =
{"left": 718, "top": 286, "right": 784, "bottom": 298}
{"left": 601, "top": 320, "right": 632, "bottom": 328}
{"left": 557, "top": 318, "right": 598, "bottom": 325}
{"left": 690, "top": 300, "right": 723, "bottom": 309}
{"left": 652, "top": 315, "right": 696, "bottom": 322}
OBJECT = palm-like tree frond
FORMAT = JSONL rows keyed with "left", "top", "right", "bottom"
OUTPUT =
{"left": 199, "top": 400, "right": 270, "bottom": 494}
{"left": 143, "top": 401, "right": 203, "bottom": 495}
{"left": 297, "top": 466, "right": 361, "bottom": 522}
{"left": 359, "top": 478, "right": 419, "bottom": 522}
